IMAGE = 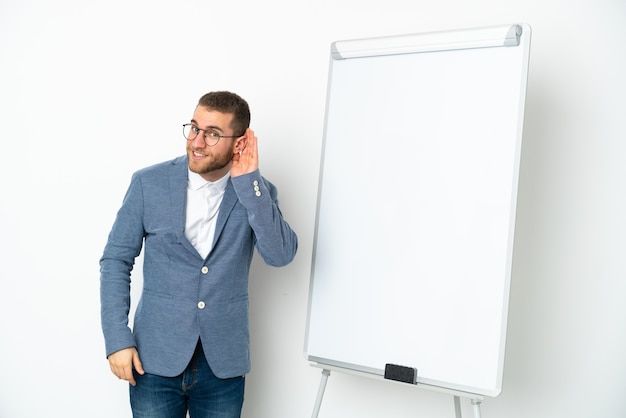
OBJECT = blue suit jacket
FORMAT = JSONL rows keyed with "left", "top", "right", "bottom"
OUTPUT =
{"left": 100, "top": 155, "right": 297, "bottom": 378}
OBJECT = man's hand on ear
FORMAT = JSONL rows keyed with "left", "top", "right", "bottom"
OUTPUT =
{"left": 231, "top": 128, "right": 258, "bottom": 177}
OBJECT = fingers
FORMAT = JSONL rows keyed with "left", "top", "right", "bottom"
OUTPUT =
{"left": 133, "top": 350, "right": 145, "bottom": 376}
{"left": 241, "top": 129, "right": 258, "bottom": 162}
{"left": 230, "top": 128, "right": 259, "bottom": 176}
{"left": 244, "top": 128, "right": 258, "bottom": 154}
{"left": 108, "top": 347, "right": 142, "bottom": 386}
{"left": 110, "top": 362, "right": 136, "bottom": 386}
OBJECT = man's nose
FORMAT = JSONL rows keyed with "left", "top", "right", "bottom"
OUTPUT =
{"left": 191, "top": 131, "right": 207, "bottom": 147}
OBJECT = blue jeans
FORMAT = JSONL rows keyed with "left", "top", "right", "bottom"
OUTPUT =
{"left": 130, "top": 340, "right": 245, "bottom": 418}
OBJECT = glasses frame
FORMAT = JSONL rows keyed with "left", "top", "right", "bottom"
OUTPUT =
{"left": 182, "top": 123, "right": 241, "bottom": 147}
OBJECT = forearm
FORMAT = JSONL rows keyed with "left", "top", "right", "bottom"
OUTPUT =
{"left": 100, "top": 258, "right": 136, "bottom": 357}
{"left": 100, "top": 174, "right": 145, "bottom": 357}
{"left": 231, "top": 170, "right": 298, "bottom": 266}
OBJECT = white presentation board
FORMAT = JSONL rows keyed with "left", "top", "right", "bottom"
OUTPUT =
{"left": 305, "top": 24, "right": 531, "bottom": 397}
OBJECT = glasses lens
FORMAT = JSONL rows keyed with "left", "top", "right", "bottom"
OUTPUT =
{"left": 182, "top": 124, "right": 221, "bottom": 146}
{"left": 205, "top": 132, "right": 220, "bottom": 146}
{"left": 183, "top": 124, "right": 194, "bottom": 140}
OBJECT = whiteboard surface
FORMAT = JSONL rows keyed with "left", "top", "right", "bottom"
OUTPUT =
{"left": 305, "top": 24, "right": 531, "bottom": 397}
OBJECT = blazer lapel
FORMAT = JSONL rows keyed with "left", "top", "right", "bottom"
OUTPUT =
{"left": 169, "top": 157, "right": 200, "bottom": 257}
{"left": 212, "top": 179, "right": 237, "bottom": 249}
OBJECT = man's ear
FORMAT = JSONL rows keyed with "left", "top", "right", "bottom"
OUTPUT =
{"left": 234, "top": 134, "right": 247, "bottom": 154}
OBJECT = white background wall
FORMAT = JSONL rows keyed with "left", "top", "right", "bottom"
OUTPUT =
{"left": 0, "top": 1, "right": 624, "bottom": 417}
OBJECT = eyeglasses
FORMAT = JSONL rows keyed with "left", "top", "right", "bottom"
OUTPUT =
{"left": 182, "top": 123, "right": 240, "bottom": 147}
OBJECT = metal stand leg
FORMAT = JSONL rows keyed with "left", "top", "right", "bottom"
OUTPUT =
{"left": 453, "top": 396, "right": 462, "bottom": 418}
{"left": 312, "top": 369, "right": 331, "bottom": 418}
{"left": 453, "top": 396, "right": 482, "bottom": 418}
{"left": 471, "top": 399, "right": 482, "bottom": 418}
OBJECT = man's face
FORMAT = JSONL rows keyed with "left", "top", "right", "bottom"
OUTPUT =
{"left": 186, "top": 106, "right": 239, "bottom": 181}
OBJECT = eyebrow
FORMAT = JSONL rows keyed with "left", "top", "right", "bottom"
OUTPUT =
{"left": 190, "top": 119, "right": 225, "bottom": 133}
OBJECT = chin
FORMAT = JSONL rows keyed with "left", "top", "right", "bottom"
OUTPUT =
{"left": 188, "top": 159, "right": 207, "bottom": 173}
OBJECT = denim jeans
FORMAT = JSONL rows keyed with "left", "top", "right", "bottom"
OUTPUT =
{"left": 130, "top": 340, "right": 245, "bottom": 418}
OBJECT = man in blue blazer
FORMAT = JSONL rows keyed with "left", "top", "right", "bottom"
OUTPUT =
{"left": 100, "top": 91, "right": 298, "bottom": 417}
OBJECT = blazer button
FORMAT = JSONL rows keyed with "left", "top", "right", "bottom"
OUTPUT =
{"left": 201, "top": 266, "right": 209, "bottom": 274}
{"left": 197, "top": 301, "right": 206, "bottom": 309}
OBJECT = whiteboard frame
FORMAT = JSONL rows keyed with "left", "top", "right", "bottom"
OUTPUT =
{"left": 305, "top": 23, "right": 532, "bottom": 398}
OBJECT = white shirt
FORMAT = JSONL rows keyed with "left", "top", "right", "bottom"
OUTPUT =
{"left": 184, "top": 170, "right": 230, "bottom": 259}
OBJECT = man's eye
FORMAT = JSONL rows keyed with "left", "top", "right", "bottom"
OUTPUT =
{"left": 208, "top": 132, "right": 220, "bottom": 138}
{"left": 192, "top": 126, "right": 201, "bottom": 133}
